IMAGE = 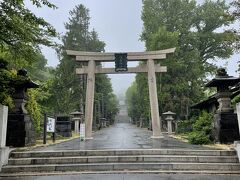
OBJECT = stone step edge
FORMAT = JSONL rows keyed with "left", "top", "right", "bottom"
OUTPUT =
{"left": 12, "top": 149, "right": 235, "bottom": 153}
{"left": 9, "top": 155, "right": 239, "bottom": 160}
{"left": 11, "top": 149, "right": 236, "bottom": 158}
{"left": 1, "top": 170, "right": 240, "bottom": 177}
{"left": 4, "top": 162, "right": 240, "bottom": 168}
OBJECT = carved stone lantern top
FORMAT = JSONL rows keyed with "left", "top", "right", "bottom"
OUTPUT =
{"left": 70, "top": 111, "right": 84, "bottom": 121}
{"left": 15, "top": 69, "right": 39, "bottom": 89}
{"left": 163, "top": 111, "right": 176, "bottom": 121}
{"left": 162, "top": 111, "right": 176, "bottom": 116}
{"left": 10, "top": 69, "right": 39, "bottom": 114}
{"left": 205, "top": 68, "right": 240, "bottom": 91}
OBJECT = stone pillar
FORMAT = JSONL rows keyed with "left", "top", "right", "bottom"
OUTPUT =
{"left": 147, "top": 59, "right": 163, "bottom": 138}
{"left": 216, "top": 92, "right": 232, "bottom": 112}
{"left": 167, "top": 120, "right": 173, "bottom": 134}
{"left": 0, "top": 105, "right": 10, "bottom": 171}
{"left": 74, "top": 118, "right": 80, "bottom": 134}
{"left": 85, "top": 60, "right": 95, "bottom": 139}
{"left": 0, "top": 105, "right": 8, "bottom": 147}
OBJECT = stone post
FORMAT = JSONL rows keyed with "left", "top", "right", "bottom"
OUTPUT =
{"left": 147, "top": 59, "right": 163, "bottom": 138}
{"left": 85, "top": 60, "right": 95, "bottom": 139}
{"left": 0, "top": 105, "right": 8, "bottom": 148}
{"left": 74, "top": 119, "right": 80, "bottom": 134}
{"left": 236, "top": 103, "right": 240, "bottom": 136}
{"left": 167, "top": 120, "right": 173, "bottom": 134}
{"left": 0, "top": 105, "right": 10, "bottom": 171}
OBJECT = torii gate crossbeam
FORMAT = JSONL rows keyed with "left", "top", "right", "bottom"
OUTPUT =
{"left": 67, "top": 48, "right": 175, "bottom": 139}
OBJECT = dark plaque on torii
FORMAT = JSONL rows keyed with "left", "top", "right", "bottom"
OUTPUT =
{"left": 115, "top": 53, "right": 128, "bottom": 72}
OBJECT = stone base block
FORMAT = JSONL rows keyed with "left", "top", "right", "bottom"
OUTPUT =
{"left": 151, "top": 135, "right": 164, "bottom": 139}
{"left": 213, "top": 112, "right": 240, "bottom": 143}
{"left": 7, "top": 114, "right": 36, "bottom": 147}
{"left": 0, "top": 147, "right": 10, "bottom": 171}
{"left": 56, "top": 116, "right": 72, "bottom": 138}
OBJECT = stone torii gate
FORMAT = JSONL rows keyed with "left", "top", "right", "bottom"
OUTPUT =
{"left": 67, "top": 48, "right": 175, "bottom": 139}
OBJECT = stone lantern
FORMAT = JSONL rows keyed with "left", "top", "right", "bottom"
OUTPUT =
{"left": 70, "top": 111, "right": 84, "bottom": 134}
{"left": 7, "top": 69, "right": 39, "bottom": 147}
{"left": 206, "top": 68, "right": 240, "bottom": 143}
{"left": 162, "top": 111, "right": 176, "bottom": 134}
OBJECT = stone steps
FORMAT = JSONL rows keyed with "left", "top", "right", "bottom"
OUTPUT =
{"left": 8, "top": 155, "right": 239, "bottom": 165}
{"left": 1, "top": 149, "right": 240, "bottom": 175}
{"left": 2, "top": 162, "right": 240, "bottom": 173}
{"left": 9, "top": 149, "right": 237, "bottom": 158}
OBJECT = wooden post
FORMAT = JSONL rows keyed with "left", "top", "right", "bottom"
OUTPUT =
{"left": 147, "top": 59, "right": 163, "bottom": 138}
{"left": 43, "top": 113, "right": 47, "bottom": 144}
{"left": 85, "top": 60, "right": 95, "bottom": 139}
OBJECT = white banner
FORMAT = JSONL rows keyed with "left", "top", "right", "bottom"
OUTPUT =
{"left": 80, "top": 123, "right": 85, "bottom": 141}
{"left": 47, "top": 117, "right": 56, "bottom": 133}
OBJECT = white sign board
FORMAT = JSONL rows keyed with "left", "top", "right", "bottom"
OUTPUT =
{"left": 236, "top": 103, "right": 240, "bottom": 136}
{"left": 47, "top": 117, "right": 56, "bottom": 133}
{"left": 80, "top": 123, "right": 85, "bottom": 141}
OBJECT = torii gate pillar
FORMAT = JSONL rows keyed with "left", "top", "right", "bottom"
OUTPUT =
{"left": 147, "top": 59, "right": 162, "bottom": 138}
{"left": 85, "top": 60, "right": 95, "bottom": 139}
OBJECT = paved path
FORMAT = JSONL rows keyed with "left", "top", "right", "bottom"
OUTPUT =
{"left": 34, "top": 123, "right": 212, "bottom": 151}
{"left": 1, "top": 174, "right": 240, "bottom": 180}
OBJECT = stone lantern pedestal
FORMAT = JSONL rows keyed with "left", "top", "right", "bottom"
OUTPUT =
{"left": 70, "top": 111, "right": 83, "bottom": 134}
{"left": 206, "top": 69, "right": 240, "bottom": 143}
{"left": 163, "top": 111, "right": 176, "bottom": 134}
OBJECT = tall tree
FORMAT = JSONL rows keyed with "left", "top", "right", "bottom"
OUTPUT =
{"left": 52, "top": 4, "right": 118, "bottom": 125}
{"left": 127, "top": 0, "right": 238, "bottom": 125}
{"left": 0, "top": 0, "right": 57, "bottom": 64}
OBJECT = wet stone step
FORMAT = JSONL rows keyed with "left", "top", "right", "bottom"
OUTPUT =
{"left": 8, "top": 155, "right": 239, "bottom": 165}
{"left": 2, "top": 162, "right": 240, "bottom": 173}
{"left": 10, "top": 149, "right": 237, "bottom": 158}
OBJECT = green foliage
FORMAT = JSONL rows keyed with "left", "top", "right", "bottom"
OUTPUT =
{"left": 49, "top": 3, "right": 118, "bottom": 125}
{"left": 177, "top": 119, "right": 194, "bottom": 134}
{"left": 232, "top": 94, "right": 240, "bottom": 105}
{"left": 127, "top": 0, "right": 238, "bottom": 121}
{"left": 26, "top": 89, "right": 42, "bottom": 134}
{"left": 126, "top": 77, "right": 150, "bottom": 125}
{"left": 0, "top": 0, "right": 57, "bottom": 64}
{"left": 126, "top": 82, "right": 141, "bottom": 123}
{"left": 187, "top": 111, "right": 213, "bottom": 145}
{"left": 0, "top": 59, "right": 14, "bottom": 107}
{"left": 95, "top": 74, "right": 119, "bottom": 124}
{"left": 51, "top": 4, "right": 106, "bottom": 114}
{"left": 188, "top": 131, "right": 212, "bottom": 145}
{"left": 148, "top": 26, "right": 179, "bottom": 50}
{"left": 0, "top": 0, "right": 58, "bottom": 137}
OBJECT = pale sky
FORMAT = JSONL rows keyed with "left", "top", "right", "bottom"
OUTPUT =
{"left": 26, "top": 0, "right": 239, "bottom": 95}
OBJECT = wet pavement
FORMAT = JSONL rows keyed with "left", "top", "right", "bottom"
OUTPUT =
{"left": 0, "top": 174, "right": 240, "bottom": 180}
{"left": 34, "top": 123, "right": 212, "bottom": 151}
